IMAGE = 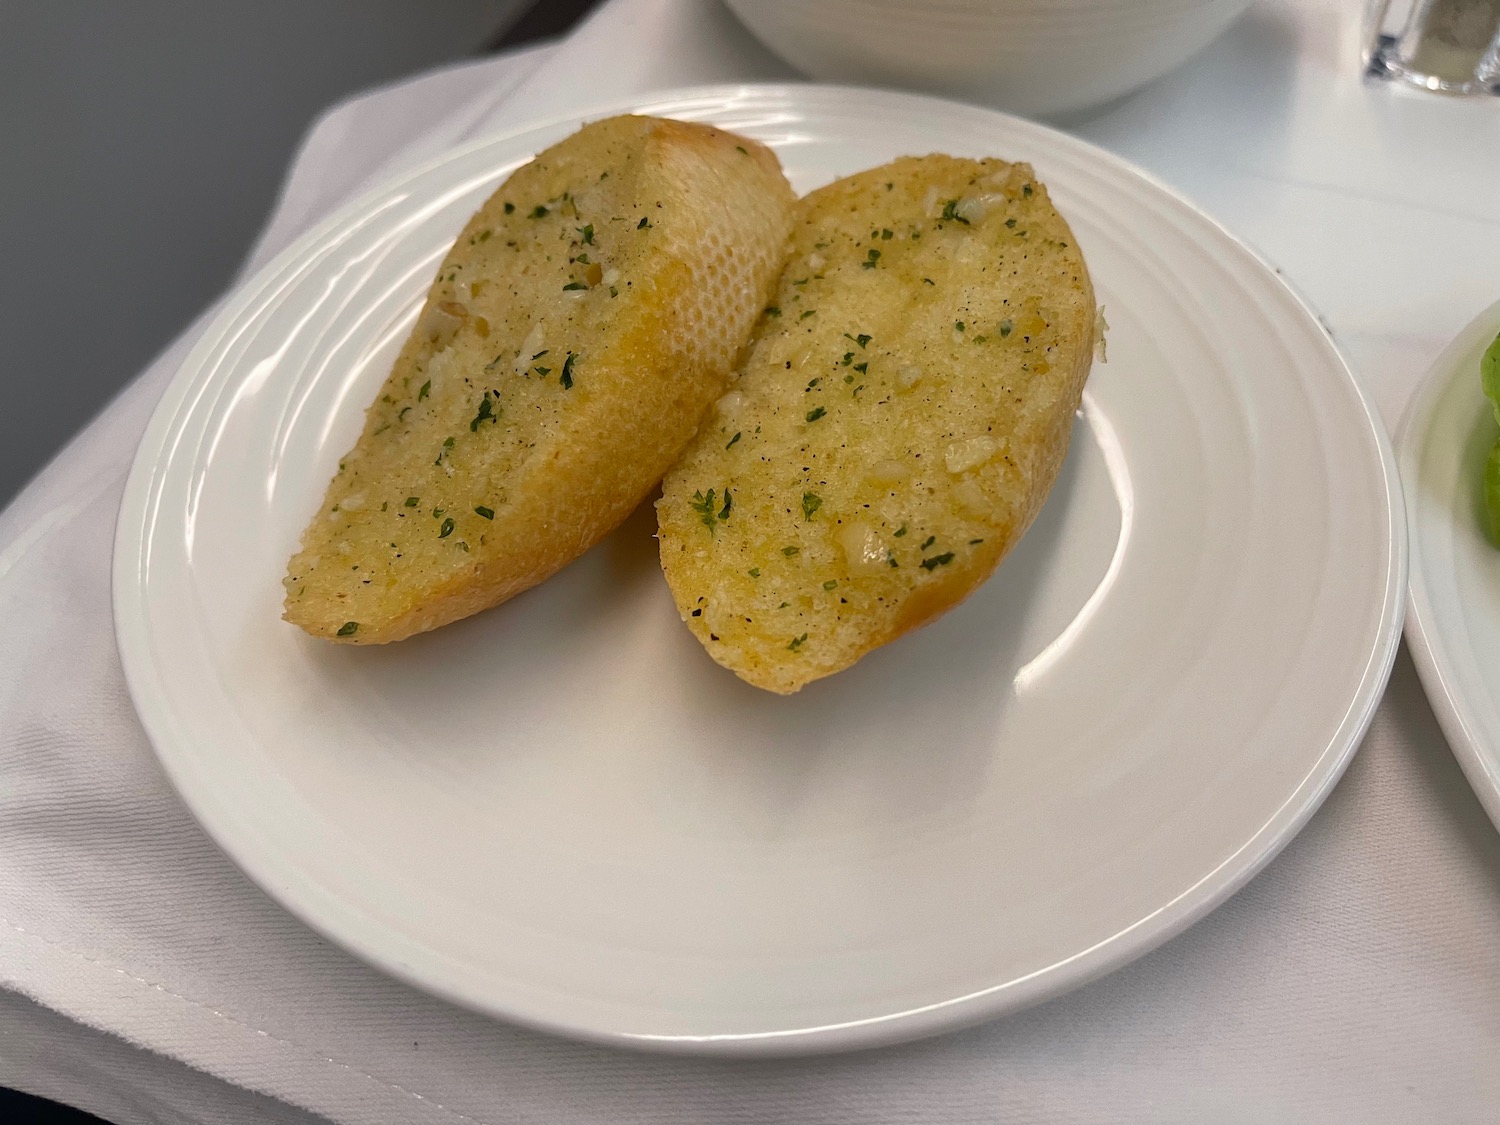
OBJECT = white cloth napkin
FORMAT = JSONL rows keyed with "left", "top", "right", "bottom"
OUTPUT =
{"left": 3, "top": 2, "right": 1500, "bottom": 1123}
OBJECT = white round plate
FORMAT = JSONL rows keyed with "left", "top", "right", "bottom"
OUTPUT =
{"left": 114, "top": 84, "right": 1404, "bottom": 1055}
{"left": 1400, "top": 299, "right": 1500, "bottom": 832}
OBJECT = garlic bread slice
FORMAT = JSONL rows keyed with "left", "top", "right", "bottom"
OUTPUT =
{"left": 657, "top": 155, "right": 1095, "bottom": 693}
{"left": 284, "top": 115, "right": 795, "bottom": 643}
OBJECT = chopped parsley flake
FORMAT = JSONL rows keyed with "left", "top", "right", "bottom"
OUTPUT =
{"left": 841, "top": 352, "right": 854, "bottom": 366}
{"left": 955, "top": 321, "right": 966, "bottom": 332}
{"left": 862, "top": 249, "right": 881, "bottom": 269}
{"left": 726, "top": 431, "right": 742, "bottom": 450}
{"left": 806, "top": 377, "right": 821, "bottom": 391}
{"left": 736, "top": 144, "right": 748, "bottom": 154}
{"left": 887, "top": 550, "right": 899, "bottom": 568}
{"left": 802, "top": 492, "right": 822, "bottom": 520}
{"left": 438, "top": 517, "right": 455, "bottom": 538}
{"left": 823, "top": 579, "right": 838, "bottom": 590}
{"left": 782, "top": 545, "right": 799, "bottom": 557}
{"left": 748, "top": 568, "right": 760, "bottom": 578}
{"left": 881, "top": 228, "right": 893, "bottom": 240}
{"left": 788, "top": 633, "right": 808, "bottom": 652}
{"left": 969, "top": 538, "right": 984, "bottom": 545}
{"left": 999, "top": 319, "right": 1013, "bottom": 338}
{"left": 853, "top": 362, "right": 867, "bottom": 373}
{"left": 799, "top": 309, "right": 816, "bottom": 320}
{"left": 337, "top": 621, "right": 359, "bottom": 637}
{"left": 637, "top": 217, "right": 651, "bottom": 229}
{"left": 690, "top": 488, "right": 715, "bottom": 529}
{"left": 560, "top": 352, "right": 576, "bottom": 389}
{"left": 562, "top": 281, "right": 587, "bottom": 291}
{"left": 941, "top": 199, "right": 970, "bottom": 224}
{"left": 690, "top": 488, "right": 732, "bottom": 531}
{"left": 1023, "top": 184, "right": 1033, "bottom": 197}
{"left": 805, "top": 406, "right": 826, "bottom": 423}
{"left": 530, "top": 204, "right": 549, "bottom": 218}
{"left": 405, "top": 496, "right": 419, "bottom": 507}
{"left": 478, "top": 230, "right": 492, "bottom": 242}
{"left": 895, "top": 524, "right": 908, "bottom": 537}
{"left": 475, "top": 505, "right": 495, "bottom": 520}
{"left": 579, "top": 223, "right": 594, "bottom": 244}
{"left": 533, "top": 365, "right": 550, "bottom": 377}
{"left": 1005, "top": 218, "right": 1017, "bottom": 228}
{"left": 469, "top": 391, "right": 497, "bottom": 431}
{"left": 846, "top": 333, "right": 871, "bottom": 348}
{"left": 503, "top": 202, "right": 515, "bottom": 214}
{"left": 921, "top": 552, "right": 955, "bottom": 570}
{"left": 418, "top": 380, "right": 431, "bottom": 401}
{"left": 921, "top": 535, "right": 936, "bottom": 549}
{"left": 398, "top": 406, "right": 411, "bottom": 420}
{"left": 765, "top": 306, "right": 782, "bottom": 318}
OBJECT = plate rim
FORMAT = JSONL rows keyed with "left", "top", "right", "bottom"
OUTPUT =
{"left": 1399, "top": 296, "right": 1500, "bottom": 833}
{"left": 113, "top": 81, "right": 1408, "bottom": 1055}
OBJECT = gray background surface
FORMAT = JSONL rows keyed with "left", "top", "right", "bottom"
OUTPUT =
{"left": 0, "top": 7, "right": 599, "bottom": 1122}
{"left": 0, "top": 0, "right": 561, "bottom": 506}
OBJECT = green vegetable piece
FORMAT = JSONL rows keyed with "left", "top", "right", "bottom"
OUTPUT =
{"left": 1483, "top": 329, "right": 1500, "bottom": 427}
{"left": 1484, "top": 330, "right": 1500, "bottom": 542}
{"left": 337, "top": 621, "right": 359, "bottom": 637}
{"left": 1485, "top": 442, "right": 1500, "bottom": 544}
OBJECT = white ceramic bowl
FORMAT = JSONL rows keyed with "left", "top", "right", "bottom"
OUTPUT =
{"left": 724, "top": 0, "right": 1252, "bottom": 117}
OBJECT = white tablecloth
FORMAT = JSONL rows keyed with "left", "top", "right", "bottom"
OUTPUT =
{"left": 3, "top": 2, "right": 1500, "bottom": 1123}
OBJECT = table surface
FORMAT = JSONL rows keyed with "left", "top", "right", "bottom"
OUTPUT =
{"left": 2, "top": 1, "right": 1500, "bottom": 1123}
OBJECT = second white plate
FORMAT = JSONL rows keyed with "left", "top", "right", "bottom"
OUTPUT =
{"left": 1401, "top": 299, "right": 1500, "bottom": 832}
{"left": 114, "top": 84, "right": 1404, "bottom": 1054}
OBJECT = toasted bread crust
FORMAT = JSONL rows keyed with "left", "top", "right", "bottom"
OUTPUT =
{"left": 658, "top": 155, "right": 1095, "bottom": 693}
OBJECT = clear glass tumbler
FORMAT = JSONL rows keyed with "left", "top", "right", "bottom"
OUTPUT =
{"left": 1367, "top": 0, "right": 1500, "bottom": 94}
